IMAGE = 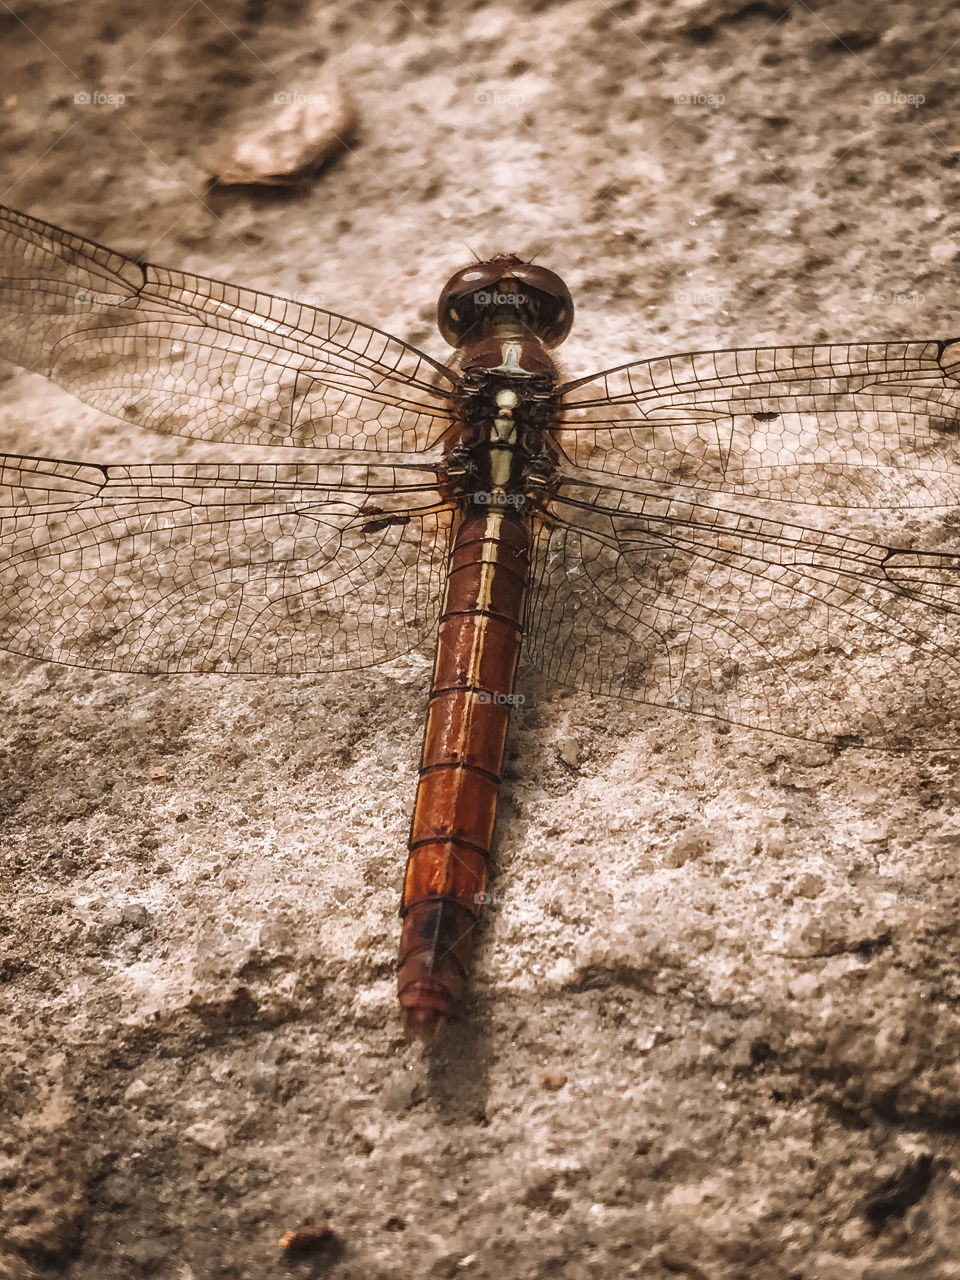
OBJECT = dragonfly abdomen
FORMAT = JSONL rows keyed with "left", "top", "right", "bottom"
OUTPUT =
{"left": 398, "top": 508, "right": 530, "bottom": 1038}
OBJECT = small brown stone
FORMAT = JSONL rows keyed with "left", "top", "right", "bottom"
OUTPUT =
{"left": 278, "top": 1221, "right": 336, "bottom": 1256}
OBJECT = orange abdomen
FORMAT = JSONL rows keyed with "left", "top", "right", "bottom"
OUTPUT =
{"left": 398, "top": 508, "right": 530, "bottom": 1036}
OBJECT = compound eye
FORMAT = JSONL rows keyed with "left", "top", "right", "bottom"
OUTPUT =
{"left": 532, "top": 291, "right": 574, "bottom": 348}
{"left": 437, "top": 290, "right": 468, "bottom": 346}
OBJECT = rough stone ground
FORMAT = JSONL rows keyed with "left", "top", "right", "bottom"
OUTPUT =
{"left": 2, "top": 1, "right": 960, "bottom": 1277}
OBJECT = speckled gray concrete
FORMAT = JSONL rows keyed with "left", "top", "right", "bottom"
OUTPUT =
{"left": 2, "top": 2, "right": 960, "bottom": 1277}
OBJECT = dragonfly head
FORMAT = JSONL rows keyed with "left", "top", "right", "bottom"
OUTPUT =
{"left": 437, "top": 255, "right": 574, "bottom": 349}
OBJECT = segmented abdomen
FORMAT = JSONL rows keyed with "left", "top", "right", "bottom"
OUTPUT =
{"left": 398, "top": 507, "right": 530, "bottom": 1037}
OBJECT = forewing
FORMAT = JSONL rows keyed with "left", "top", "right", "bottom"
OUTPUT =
{"left": 0, "top": 456, "right": 449, "bottom": 673}
{"left": 559, "top": 341, "right": 960, "bottom": 508}
{"left": 525, "top": 479, "right": 960, "bottom": 747}
{"left": 0, "top": 204, "right": 454, "bottom": 452}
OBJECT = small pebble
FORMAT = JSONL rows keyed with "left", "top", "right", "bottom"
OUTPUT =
{"left": 123, "top": 1078, "right": 149, "bottom": 1102}
{"left": 213, "top": 82, "right": 355, "bottom": 187}
{"left": 540, "top": 1068, "right": 567, "bottom": 1090}
{"left": 664, "top": 825, "right": 711, "bottom": 867}
{"left": 788, "top": 972, "right": 822, "bottom": 1000}
{"left": 796, "top": 873, "right": 826, "bottom": 899}
{"left": 183, "top": 1121, "right": 228, "bottom": 1152}
{"left": 382, "top": 1074, "right": 419, "bottom": 1112}
{"left": 278, "top": 1222, "right": 335, "bottom": 1256}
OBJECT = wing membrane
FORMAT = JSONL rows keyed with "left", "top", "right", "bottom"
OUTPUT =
{"left": 0, "top": 204, "right": 454, "bottom": 452}
{"left": 0, "top": 455, "right": 449, "bottom": 673}
{"left": 526, "top": 478, "right": 960, "bottom": 746}
{"left": 559, "top": 341, "right": 960, "bottom": 508}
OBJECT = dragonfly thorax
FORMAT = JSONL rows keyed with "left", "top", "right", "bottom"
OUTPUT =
{"left": 444, "top": 367, "right": 560, "bottom": 512}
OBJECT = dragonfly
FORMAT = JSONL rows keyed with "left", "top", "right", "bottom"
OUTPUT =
{"left": 2, "top": 204, "right": 960, "bottom": 1037}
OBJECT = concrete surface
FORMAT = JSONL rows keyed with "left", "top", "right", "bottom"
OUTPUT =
{"left": 1, "top": 1, "right": 960, "bottom": 1277}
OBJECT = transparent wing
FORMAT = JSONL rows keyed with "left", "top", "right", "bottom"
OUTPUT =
{"left": 0, "top": 204, "right": 454, "bottom": 452}
{"left": 525, "top": 477, "right": 960, "bottom": 747}
{"left": 0, "top": 455, "right": 450, "bottom": 673}
{"left": 559, "top": 341, "right": 960, "bottom": 508}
